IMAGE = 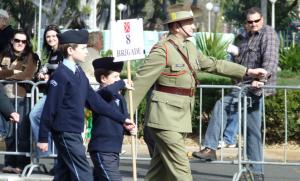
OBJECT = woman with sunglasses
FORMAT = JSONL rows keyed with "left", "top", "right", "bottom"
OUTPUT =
{"left": 29, "top": 25, "right": 62, "bottom": 173}
{"left": 0, "top": 29, "right": 38, "bottom": 174}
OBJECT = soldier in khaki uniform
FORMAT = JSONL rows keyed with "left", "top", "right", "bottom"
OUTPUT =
{"left": 126, "top": 3, "right": 268, "bottom": 181}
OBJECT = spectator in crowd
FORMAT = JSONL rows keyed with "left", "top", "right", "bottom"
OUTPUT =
{"left": 88, "top": 57, "right": 135, "bottom": 181}
{"left": 126, "top": 3, "right": 268, "bottom": 181}
{"left": 38, "top": 24, "right": 63, "bottom": 79}
{"left": 0, "top": 29, "right": 38, "bottom": 174}
{"left": 217, "top": 25, "right": 249, "bottom": 149}
{"left": 0, "top": 83, "right": 20, "bottom": 123}
{"left": 0, "top": 82, "right": 20, "bottom": 139}
{"left": 192, "top": 7, "right": 279, "bottom": 181}
{"left": 0, "top": 9, "right": 14, "bottom": 53}
{"left": 79, "top": 31, "right": 103, "bottom": 83}
{"left": 29, "top": 24, "right": 63, "bottom": 159}
{"left": 37, "top": 29, "right": 134, "bottom": 181}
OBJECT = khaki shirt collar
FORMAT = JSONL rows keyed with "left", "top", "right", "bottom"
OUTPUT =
{"left": 167, "top": 34, "right": 190, "bottom": 48}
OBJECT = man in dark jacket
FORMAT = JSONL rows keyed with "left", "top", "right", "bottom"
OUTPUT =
{"left": 0, "top": 9, "right": 14, "bottom": 53}
{"left": 0, "top": 83, "right": 20, "bottom": 136}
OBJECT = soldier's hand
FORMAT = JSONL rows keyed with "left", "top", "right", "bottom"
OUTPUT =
{"left": 9, "top": 112, "right": 20, "bottom": 123}
{"left": 251, "top": 80, "right": 264, "bottom": 88}
{"left": 37, "top": 142, "right": 48, "bottom": 152}
{"left": 247, "top": 68, "right": 268, "bottom": 78}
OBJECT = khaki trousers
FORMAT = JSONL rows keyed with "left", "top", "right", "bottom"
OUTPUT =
{"left": 145, "top": 128, "right": 192, "bottom": 181}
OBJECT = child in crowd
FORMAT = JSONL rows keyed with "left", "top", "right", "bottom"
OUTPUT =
{"left": 37, "top": 29, "right": 135, "bottom": 181}
{"left": 88, "top": 57, "right": 136, "bottom": 181}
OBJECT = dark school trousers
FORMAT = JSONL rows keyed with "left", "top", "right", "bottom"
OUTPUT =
{"left": 52, "top": 131, "right": 93, "bottom": 181}
{"left": 90, "top": 151, "right": 122, "bottom": 181}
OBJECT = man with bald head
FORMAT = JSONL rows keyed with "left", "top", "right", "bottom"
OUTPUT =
{"left": 0, "top": 9, "right": 14, "bottom": 53}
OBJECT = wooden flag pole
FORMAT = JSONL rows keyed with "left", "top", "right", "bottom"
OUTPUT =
{"left": 127, "top": 61, "right": 137, "bottom": 181}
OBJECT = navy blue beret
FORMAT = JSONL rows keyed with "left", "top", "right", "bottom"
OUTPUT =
{"left": 92, "top": 57, "right": 124, "bottom": 73}
{"left": 58, "top": 29, "right": 88, "bottom": 44}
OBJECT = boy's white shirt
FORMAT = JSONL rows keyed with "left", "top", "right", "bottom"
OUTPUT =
{"left": 63, "top": 59, "right": 77, "bottom": 73}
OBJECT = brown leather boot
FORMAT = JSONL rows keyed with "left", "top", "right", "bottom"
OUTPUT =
{"left": 192, "top": 147, "right": 217, "bottom": 161}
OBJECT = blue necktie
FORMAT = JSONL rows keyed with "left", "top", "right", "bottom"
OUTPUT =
{"left": 75, "top": 65, "right": 80, "bottom": 79}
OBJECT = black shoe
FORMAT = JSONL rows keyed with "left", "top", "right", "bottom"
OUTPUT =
{"left": 192, "top": 147, "right": 217, "bottom": 161}
{"left": 239, "top": 173, "right": 264, "bottom": 181}
{"left": 253, "top": 173, "right": 264, "bottom": 181}
{"left": 49, "top": 167, "right": 55, "bottom": 175}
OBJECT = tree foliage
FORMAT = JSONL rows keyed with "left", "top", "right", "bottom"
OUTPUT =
{"left": 1, "top": 0, "right": 36, "bottom": 36}
{"left": 0, "top": 0, "right": 89, "bottom": 34}
{"left": 222, "top": 0, "right": 298, "bottom": 31}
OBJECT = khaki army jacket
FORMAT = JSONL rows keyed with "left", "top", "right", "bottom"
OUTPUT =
{"left": 129, "top": 34, "right": 246, "bottom": 133}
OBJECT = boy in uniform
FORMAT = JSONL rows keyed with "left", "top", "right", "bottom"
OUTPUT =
{"left": 37, "top": 30, "right": 134, "bottom": 181}
{"left": 88, "top": 57, "right": 135, "bottom": 181}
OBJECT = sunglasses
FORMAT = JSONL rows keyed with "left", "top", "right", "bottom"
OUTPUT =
{"left": 247, "top": 18, "right": 261, "bottom": 24}
{"left": 13, "top": 38, "right": 27, "bottom": 44}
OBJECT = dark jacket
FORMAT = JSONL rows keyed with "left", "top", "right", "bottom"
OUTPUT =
{"left": 0, "top": 83, "right": 14, "bottom": 118}
{"left": 38, "top": 64, "right": 127, "bottom": 143}
{"left": 0, "top": 25, "right": 14, "bottom": 53}
{"left": 0, "top": 50, "right": 38, "bottom": 97}
{"left": 88, "top": 80, "right": 128, "bottom": 153}
{"left": 46, "top": 50, "right": 64, "bottom": 75}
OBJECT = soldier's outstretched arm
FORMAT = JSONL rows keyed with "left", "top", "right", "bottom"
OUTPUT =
{"left": 197, "top": 53, "right": 267, "bottom": 79}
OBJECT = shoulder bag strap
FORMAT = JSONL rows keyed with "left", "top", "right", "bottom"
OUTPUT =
{"left": 168, "top": 39, "right": 200, "bottom": 85}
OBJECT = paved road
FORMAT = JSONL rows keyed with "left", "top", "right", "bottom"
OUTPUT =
{"left": 120, "top": 159, "right": 300, "bottom": 181}
{"left": 0, "top": 156, "right": 300, "bottom": 181}
{"left": 0, "top": 144, "right": 300, "bottom": 180}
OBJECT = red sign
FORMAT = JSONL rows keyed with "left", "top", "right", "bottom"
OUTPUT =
{"left": 124, "top": 22, "right": 130, "bottom": 33}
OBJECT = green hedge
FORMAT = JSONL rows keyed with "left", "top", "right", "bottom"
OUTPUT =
{"left": 265, "top": 90, "right": 300, "bottom": 143}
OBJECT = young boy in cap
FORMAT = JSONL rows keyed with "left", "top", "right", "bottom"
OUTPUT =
{"left": 37, "top": 29, "right": 135, "bottom": 181}
{"left": 88, "top": 57, "right": 135, "bottom": 181}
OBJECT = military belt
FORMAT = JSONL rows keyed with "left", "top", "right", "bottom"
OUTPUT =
{"left": 155, "top": 84, "right": 195, "bottom": 97}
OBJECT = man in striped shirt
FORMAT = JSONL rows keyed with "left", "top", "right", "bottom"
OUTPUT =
{"left": 193, "top": 7, "right": 279, "bottom": 181}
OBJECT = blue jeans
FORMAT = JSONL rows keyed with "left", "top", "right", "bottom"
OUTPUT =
{"left": 29, "top": 95, "right": 53, "bottom": 157}
{"left": 0, "top": 113, "right": 11, "bottom": 138}
{"left": 203, "top": 89, "right": 263, "bottom": 174}
{"left": 223, "top": 112, "right": 238, "bottom": 145}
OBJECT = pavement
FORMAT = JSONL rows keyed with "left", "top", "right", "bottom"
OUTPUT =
{"left": 0, "top": 144, "right": 299, "bottom": 181}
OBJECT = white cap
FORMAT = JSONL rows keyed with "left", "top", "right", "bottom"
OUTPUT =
{"left": 227, "top": 44, "right": 239, "bottom": 56}
{"left": 0, "top": 9, "right": 9, "bottom": 18}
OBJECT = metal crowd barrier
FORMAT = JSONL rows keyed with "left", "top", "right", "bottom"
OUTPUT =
{"left": 233, "top": 85, "right": 300, "bottom": 181}
{"left": 195, "top": 84, "right": 300, "bottom": 181}
{"left": 197, "top": 85, "right": 242, "bottom": 164}
{"left": 21, "top": 81, "right": 52, "bottom": 177}
{"left": 0, "top": 80, "right": 35, "bottom": 175}
{"left": 1, "top": 81, "right": 300, "bottom": 180}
